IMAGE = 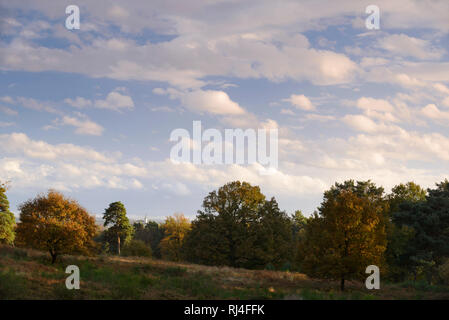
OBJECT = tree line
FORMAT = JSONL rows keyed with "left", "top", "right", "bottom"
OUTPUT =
{"left": 1, "top": 179, "right": 449, "bottom": 290}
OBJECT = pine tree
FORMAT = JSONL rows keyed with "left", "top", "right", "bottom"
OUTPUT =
{"left": 103, "top": 201, "right": 133, "bottom": 255}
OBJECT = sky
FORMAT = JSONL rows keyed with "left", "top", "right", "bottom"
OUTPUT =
{"left": 1, "top": 0, "right": 449, "bottom": 221}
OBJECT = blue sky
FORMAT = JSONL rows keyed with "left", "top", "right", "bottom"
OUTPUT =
{"left": 1, "top": 0, "right": 449, "bottom": 220}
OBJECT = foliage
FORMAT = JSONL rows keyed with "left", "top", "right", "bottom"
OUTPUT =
{"left": 0, "top": 182, "right": 15, "bottom": 245}
{"left": 291, "top": 210, "right": 309, "bottom": 270}
{"left": 300, "top": 180, "right": 387, "bottom": 290}
{"left": 133, "top": 220, "right": 164, "bottom": 258}
{"left": 160, "top": 213, "right": 191, "bottom": 261}
{"left": 387, "top": 182, "right": 426, "bottom": 213}
{"left": 121, "top": 239, "right": 152, "bottom": 257}
{"left": 385, "top": 182, "right": 426, "bottom": 281}
{"left": 438, "top": 258, "right": 449, "bottom": 285}
{"left": 103, "top": 202, "right": 134, "bottom": 255}
{"left": 15, "top": 190, "right": 97, "bottom": 263}
{"left": 393, "top": 180, "right": 449, "bottom": 283}
{"left": 184, "top": 181, "right": 292, "bottom": 269}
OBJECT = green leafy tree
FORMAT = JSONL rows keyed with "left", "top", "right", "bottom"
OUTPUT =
{"left": 184, "top": 181, "right": 265, "bottom": 267}
{"left": 133, "top": 220, "right": 165, "bottom": 258}
{"left": 301, "top": 180, "right": 387, "bottom": 291}
{"left": 292, "top": 210, "right": 308, "bottom": 233}
{"left": 0, "top": 182, "right": 15, "bottom": 245}
{"left": 245, "top": 198, "right": 293, "bottom": 269}
{"left": 184, "top": 181, "right": 292, "bottom": 269}
{"left": 388, "top": 182, "right": 426, "bottom": 213}
{"left": 385, "top": 182, "right": 426, "bottom": 281}
{"left": 103, "top": 202, "right": 133, "bottom": 255}
{"left": 393, "top": 180, "right": 449, "bottom": 283}
{"left": 292, "top": 210, "right": 309, "bottom": 270}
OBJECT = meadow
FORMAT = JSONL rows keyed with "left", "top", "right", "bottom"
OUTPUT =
{"left": 1, "top": 245, "right": 448, "bottom": 300}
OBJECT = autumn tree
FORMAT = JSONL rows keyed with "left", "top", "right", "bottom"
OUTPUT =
{"left": 103, "top": 201, "right": 133, "bottom": 255}
{"left": 0, "top": 181, "right": 15, "bottom": 245}
{"left": 183, "top": 181, "right": 292, "bottom": 269}
{"left": 301, "top": 180, "right": 387, "bottom": 291}
{"left": 159, "top": 213, "right": 190, "bottom": 261}
{"left": 15, "top": 190, "right": 97, "bottom": 263}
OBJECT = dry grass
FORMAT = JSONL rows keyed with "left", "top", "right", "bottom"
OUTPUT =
{"left": 1, "top": 245, "right": 448, "bottom": 300}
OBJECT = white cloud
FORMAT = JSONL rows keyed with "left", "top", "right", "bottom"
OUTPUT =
{"left": 377, "top": 34, "right": 445, "bottom": 60}
{"left": 302, "top": 114, "right": 336, "bottom": 122}
{"left": 342, "top": 114, "right": 379, "bottom": 133}
{"left": 64, "top": 97, "right": 93, "bottom": 108}
{"left": 421, "top": 104, "right": 449, "bottom": 123}
{"left": 58, "top": 115, "right": 104, "bottom": 136}
{"left": 0, "top": 96, "right": 15, "bottom": 104}
{"left": 356, "top": 97, "right": 394, "bottom": 113}
{"left": 280, "top": 109, "right": 295, "bottom": 115}
{"left": 442, "top": 97, "right": 449, "bottom": 108}
{"left": 0, "top": 105, "right": 18, "bottom": 116}
{"left": 283, "top": 94, "right": 315, "bottom": 111}
{"left": 260, "top": 119, "right": 278, "bottom": 130}
{"left": 16, "top": 96, "right": 59, "bottom": 114}
{"left": 0, "top": 133, "right": 112, "bottom": 162}
{"left": 433, "top": 83, "right": 449, "bottom": 95}
{"left": 94, "top": 91, "right": 134, "bottom": 112}
{"left": 180, "top": 90, "right": 245, "bottom": 115}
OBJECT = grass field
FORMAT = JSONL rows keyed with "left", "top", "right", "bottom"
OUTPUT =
{"left": 1, "top": 245, "right": 448, "bottom": 300}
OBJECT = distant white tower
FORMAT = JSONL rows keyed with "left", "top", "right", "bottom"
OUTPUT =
{"left": 144, "top": 215, "right": 148, "bottom": 224}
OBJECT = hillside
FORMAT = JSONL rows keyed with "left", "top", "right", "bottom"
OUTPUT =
{"left": 1, "top": 245, "right": 448, "bottom": 300}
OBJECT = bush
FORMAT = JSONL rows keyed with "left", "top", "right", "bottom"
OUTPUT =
{"left": 438, "top": 259, "right": 449, "bottom": 285}
{"left": 281, "top": 261, "right": 292, "bottom": 271}
{"left": 121, "top": 239, "right": 152, "bottom": 257}
{"left": 264, "top": 263, "right": 275, "bottom": 271}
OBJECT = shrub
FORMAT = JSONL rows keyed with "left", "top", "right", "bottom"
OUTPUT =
{"left": 437, "top": 259, "right": 449, "bottom": 285}
{"left": 121, "top": 239, "right": 152, "bottom": 257}
{"left": 264, "top": 263, "right": 275, "bottom": 270}
{"left": 281, "top": 261, "right": 292, "bottom": 271}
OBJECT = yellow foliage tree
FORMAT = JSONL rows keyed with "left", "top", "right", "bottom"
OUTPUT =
{"left": 160, "top": 213, "right": 191, "bottom": 261}
{"left": 301, "top": 187, "right": 387, "bottom": 291}
{"left": 16, "top": 190, "right": 97, "bottom": 263}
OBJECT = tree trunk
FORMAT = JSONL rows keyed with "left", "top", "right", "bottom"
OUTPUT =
{"left": 340, "top": 276, "right": 345, "bottom": 291}
{"left": 117, "top": 235, "right": 121, "bottom": 255}
{"left": 50, "top": 250, "right": 57, "bottom": 264}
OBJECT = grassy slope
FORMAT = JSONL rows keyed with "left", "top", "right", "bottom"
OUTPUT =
{"left": 1, "top": 245, "right": 448, "bottom": 300}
